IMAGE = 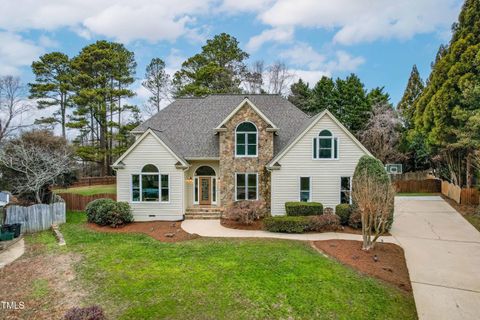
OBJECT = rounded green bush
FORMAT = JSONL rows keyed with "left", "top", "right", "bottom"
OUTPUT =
{"left": 86, "top": 198, "right": 133, "bottom": 227}
{"left": 335, "top": 204, "right": 352, "bottom": 225}
{"left": 263, "top": 216, "right": 310, "bottom": 233}
{"left": 285, "top": 202, "right": 323, "bottom": 216}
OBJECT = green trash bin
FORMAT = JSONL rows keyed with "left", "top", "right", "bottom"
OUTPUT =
{"left": 0, "top": 231, "right": 14, "bottom": 241}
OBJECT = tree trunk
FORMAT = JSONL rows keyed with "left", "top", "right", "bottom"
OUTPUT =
{"left": 466, "top": 151, "right": 472, "bottom": 188}
{"left": 35, "top": 190, "right": 42, "bottom": 204}
{"left": 61, "top": 93, "right": 66, "bottom": 138}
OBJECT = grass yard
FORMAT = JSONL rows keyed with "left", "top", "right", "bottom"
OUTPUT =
{"left": 54, "top": 184, "right": 116, "bottom": 196}
{"left": 396, "top": 192, "right": 440, "bottom": 196}
{"left": 18, "top": 212, "right": 417, "bottom": 320}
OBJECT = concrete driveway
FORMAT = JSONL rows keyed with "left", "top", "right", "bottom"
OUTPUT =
{"left": 392, "top": 196, "right": 480, "bottom": 320}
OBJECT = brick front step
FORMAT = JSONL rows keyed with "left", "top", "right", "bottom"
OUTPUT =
{"left": 184, "top": 213, "right": 222, "bottom": 220}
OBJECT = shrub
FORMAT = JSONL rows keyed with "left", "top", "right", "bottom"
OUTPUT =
{"left": 308, "top": 214, "right": 341, "bottom": 232}
{"left": 64, "top": 305, "right": 106, "bottom": 320}
{"left": 86, "top": 198, "right": 133, "bottom": 227}
{"left": 263, "top": 216, "right": 310, "bottom": 233}
{"left": 335, "top": 204, "right": 352, "bottom": 225}
{"left": 348, "top": 209, "right": 362, "bottom": 229}
{"left": 285, "top": 202, "right": 323, "bottom": 216}
{"left": 223, "top": 200, "right": 268, "bottom": 225}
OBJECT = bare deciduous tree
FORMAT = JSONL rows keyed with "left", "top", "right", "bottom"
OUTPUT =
{"left": 244, "top": 60, "right": 264, "bottom": 94}
{"left": 0, "top": 76, "right": 32, "bottom": 145}
{"left": 352, "top": 170, "right": 395, "bottom": 251}
{"left": 358, "top": 103, "right": 405, "bottom": 164}
{"left": 266, "top": 61, "right": 294, "bottom": 95}
{"left": 0, "top": 134, "right": 74, "bottom": 203}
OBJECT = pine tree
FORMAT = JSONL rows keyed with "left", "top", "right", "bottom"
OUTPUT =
{"left": 142, "top": 58, "right": 170, "bottom": 114}
{"left": 173, "top": 33, "right": 249, "bottom": 97}
{"left": 335, "top": 74, "right": 370, "bottom": 134}
{"left": 413, "top": 0, "right": 480, "bottom": 186}
{"left": 288, "top": 79, "right": 311, "bottom": 113}
{"left": 310, "top": 76, "right": 337, "bottom": 116}
{"left": 397, "top": 65, "right": 424, "bottom": 129}
{"left": 29, "top": 52, "right": 72, "bottom": 138}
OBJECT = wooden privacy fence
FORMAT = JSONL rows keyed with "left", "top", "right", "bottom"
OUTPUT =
{"left": 57, "top": 193, "right": 116, "bottom": 211}
{"left": 394, "top": 179, "right": 441, "bottom": 193}
{"left": 5, "top": 202, "right": 66, "bottom": 233}
{"left": 70, "top": 176, "right": 116, "bottom": 187}
{"left": 441, "top": 180, "right": 479, "bottom": 205}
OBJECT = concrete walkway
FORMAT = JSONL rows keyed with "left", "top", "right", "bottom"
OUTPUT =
{"left": 0, "top": 238, "right": 25, "bottom": 268}
{"left": 181, "top": 219, "right": 397, "bottom": 242}
{"left": 392, "top": 196, "right": 480, "bottom": 320}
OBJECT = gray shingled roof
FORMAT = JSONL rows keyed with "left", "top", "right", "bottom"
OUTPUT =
{"left": 133, "top": 94, "right": 310, "bottom": 159}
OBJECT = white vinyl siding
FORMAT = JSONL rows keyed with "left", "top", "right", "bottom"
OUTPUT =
{"left": 271, "top": 115, "right": 368, "bottom": 215}
{"left": 116, "top": 133, "right": 184, "bottom": 221}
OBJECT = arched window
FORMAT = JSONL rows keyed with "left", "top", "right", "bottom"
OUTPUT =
{"left": 313, "top": 130, "right": 338, "bottom": 159}
{"left": 195, "top": 166, "right": 216, "bottom": 176}
{"left": 236, "top": 122, "right": 257, "bottom": 157}
{"left": 132, "top": 164, "right": 169, "bottom": 203}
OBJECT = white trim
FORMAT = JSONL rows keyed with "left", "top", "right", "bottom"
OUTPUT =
{"left": 215, "top": 98, "right": 278, "bottom": 130}
{"left": 112, "top": 128, "right": 189, "bottom": 168}
{"left": 234, "top": 172, "right": 258, "bottom": 201}
{"left": 193, "top": 176, "right": 199, "bottom": 205}
{"left": 340, "top": 176, "right": 352, "bottom": 205}
{"left": 234, "top": 121, "right": 258, "bottom": 158}
{"left": 312, "top": 131, "right": 339, "bottom": 160}
{"left": 298, "top": 176, "right": 312, "bottom": 202}
{"left": 267, "top": 109, "right": 372, "bottom": 168}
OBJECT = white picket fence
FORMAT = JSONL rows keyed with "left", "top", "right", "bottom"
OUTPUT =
{"left": 5, "top": 202, "right": 66, "bottom": 233}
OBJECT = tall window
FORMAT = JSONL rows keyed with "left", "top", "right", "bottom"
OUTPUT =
{"left": 340, "top": 177, "right": 351, "bottom": 204}
{"left": 236, "top": 173, "right": 258, "bottom": 200}
{"left": 313, "top": 130, "right": 338, "bottom": 159}
{"left": 132, "top": 164, "right": 169, "bottom": 202}
{"left": 236, "top": 122, "right": 257, "bottom": 157}
{"left": 299, "top": 177, "right": 311, "bottom": 202}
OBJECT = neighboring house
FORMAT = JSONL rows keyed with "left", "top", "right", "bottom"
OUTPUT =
{"left": 112, "top": 95, "right": 371, "bottom": 221}
{"left": 0, "top": 192, "right": 10, "bottom": 207}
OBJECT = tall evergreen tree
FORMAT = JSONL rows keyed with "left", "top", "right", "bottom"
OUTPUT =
{"left": 69, "top": 40, "right": 137, "bottom": 175}
{"left": 288, "top": 79, "right": 311, "bottom": 113}
{"left": 413, "top": 0, "right": 480, "bottom": 186}
{"left": 397, "top": 65, "right": 424, "bottom": 129}
{"left": 335, "top": 74, "right": 370, "bottom": 134}
{"left": 173, "top": 33, "right": 249, "bottom": 97}
{"left": 29, "top": 52, "right": 71, "bottom": 138}
{"left": 142, "top": 58, "right": 170, "bottom": 114}
{"left": 310, "top": 76, "right": 337, "bottom": 116}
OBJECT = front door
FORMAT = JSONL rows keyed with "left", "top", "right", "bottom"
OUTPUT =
{"left": 199, "top": 177, "right": 211, "bottom": 205}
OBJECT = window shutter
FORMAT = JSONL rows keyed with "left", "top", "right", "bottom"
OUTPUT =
{"left": 334, "top": 138, "right": 338, "bottom": 159}
{"left": 313, "top": 137, "right": 318, "bottom": 158}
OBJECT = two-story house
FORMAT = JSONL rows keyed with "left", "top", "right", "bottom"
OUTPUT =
{"left": 112, "top": 94, "right": 371, "bottom": 221}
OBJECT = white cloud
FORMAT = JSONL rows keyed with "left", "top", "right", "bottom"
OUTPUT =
{"left": 280, "top": 43, "right": 365, "bottom": 76}
{"left": 258, "top": 0, "right": 460, "bottom": 45}
{"left": 0, "top": 0, "right": 214, "bottom": 43}
{"left": 38, "top": 35, "right": 59, "bottom": 48}
{"left": 290, "top": 69, "right": 331, "bottom": 86}
{"left": 0, "top": 32, "right": 44, "bottom": 75}
{"left": 219, "top": 0, "right": 274, "bottom": 13}
{"left": 246, "top": 27, "right": 293, "bottom": 52}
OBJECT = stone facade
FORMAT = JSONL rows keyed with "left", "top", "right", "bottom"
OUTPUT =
{"left": 218, "top": 102, "right": 274, "bottom": 209}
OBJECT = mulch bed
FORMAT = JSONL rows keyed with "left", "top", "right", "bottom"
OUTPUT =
{"left": 441, "top": 194, "right": 476, "bottom": 216}
{"left": 87, "top": 221, "right": 199, "bottom": 242}
{"left": 313, "top": 240, "right": 411, "bottom": 292}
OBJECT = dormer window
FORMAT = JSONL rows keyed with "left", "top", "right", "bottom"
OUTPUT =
{"left": 235, "top": 122, "right": 257, "bottom": 157}
{"left": 313, "top": 130, "right": 338, "bottom": 159}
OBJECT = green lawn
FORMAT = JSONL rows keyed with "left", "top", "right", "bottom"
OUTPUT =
{"left": 397, "top": 192, "right": 439, "bottom": 196}
{"left": 26, "top": 212, "right": 417, "bottom": 320}
{"left": 465, "top": 214, "right": 480, "bottom": 232}
{"left": 54, "top": 184, "right": 116, "bottom": 196}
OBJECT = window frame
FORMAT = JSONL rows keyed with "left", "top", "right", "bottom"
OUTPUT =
{"left": 235, "top": 121, "right": 258, "bottom": 158}
{"left": 131, "top": 165, "right": 170, "bottom": 203}
{"left": 235, "top": 172, "right": 258, "bottom": 201}
{"left": 340, "top": 176, "right": 352, "bottom": 204}
{"left": 312, "top": 130, "right": 339, "bottom": 160}
{"left": 298, "top": 176, "right": 312, "bottom": 202}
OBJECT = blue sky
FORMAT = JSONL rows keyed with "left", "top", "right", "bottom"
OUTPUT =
{"left": 0, "top": 0, "right": 464, "bottom": 106}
